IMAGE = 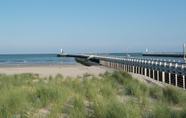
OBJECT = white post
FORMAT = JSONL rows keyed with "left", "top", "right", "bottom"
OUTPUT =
{"left": 169, "top": 73, "right": 171, "bottom": 84}
{"left": 175, "top": 74, "right": 178, "bottom": 87}
{"left": 162, "top": 72, "right": 165, "bottom": 83}
{"left": 132, "top": 66, "right": 134, "bottom": 73}
{"left": 149, "top": 69, "right": 151, "bottom": 77}
{"left": 183, "top": 76, "right": 185, "bottom": 89}
{"left": 141, "top": 68, "right": 143, "bottom": 75}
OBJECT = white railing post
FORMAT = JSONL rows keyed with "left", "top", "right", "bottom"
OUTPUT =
{"left": 162, "top": 71, "right": 165, "bottom": 83}
{"left": 175, "top": 63, "right": 178, "bottom": 87}
{"left": 183, "top": 75, "right": 185, "bottom": 89}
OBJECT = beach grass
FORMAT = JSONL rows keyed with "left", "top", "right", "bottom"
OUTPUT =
{"left": 0, "top": 71, "right": 186, "bottom": 117}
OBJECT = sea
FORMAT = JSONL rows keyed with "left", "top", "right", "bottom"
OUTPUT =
{"left": 0, "top": 53, "right": 184, "bottom": 66}
{"left": 0, "top": 54, "right": 76, "bottom": 66}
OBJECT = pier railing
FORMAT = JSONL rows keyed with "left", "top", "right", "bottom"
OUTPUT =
{"left": 91, "top": 54, "right": 186, "bottom": 89}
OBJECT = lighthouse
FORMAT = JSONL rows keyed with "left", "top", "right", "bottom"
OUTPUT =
{"left": 60, "top": 49, "right": 63, "bottom": 54}
{"left": 146, "top": 48, "right": 148, "bottom": 53}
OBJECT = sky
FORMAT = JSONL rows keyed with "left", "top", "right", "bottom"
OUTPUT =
{"left": 0, "top": 0, "right": 186, "bottom": 54}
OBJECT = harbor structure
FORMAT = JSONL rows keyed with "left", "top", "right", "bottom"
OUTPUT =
{"left": 58, "top": 53, "right": 186, "bottom": 89}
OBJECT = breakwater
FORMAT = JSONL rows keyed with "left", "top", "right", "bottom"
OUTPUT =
{"left": 142, "top": 53, "right": 183, "bottom": 57}
{"left": 57, "top": 53, "right": 186, "bottom": 89}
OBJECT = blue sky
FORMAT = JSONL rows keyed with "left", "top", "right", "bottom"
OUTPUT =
{"left": 0, "top": 0, "right": 186, "bottom": 54}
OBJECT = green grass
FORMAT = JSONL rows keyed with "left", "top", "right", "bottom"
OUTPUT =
{"left": 0, "top": 71, "right": 186, "bottom": 117}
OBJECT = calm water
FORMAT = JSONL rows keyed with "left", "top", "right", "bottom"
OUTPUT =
{"left": 0, "top": 54, "right": 76, "bottom": 66}
{"left": 0, "top": 53, "right": 184, "bottom": 66}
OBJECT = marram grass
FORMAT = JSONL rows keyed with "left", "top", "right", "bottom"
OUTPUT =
{"left": 0, "top": 71, "right": 186, "bottom": 118}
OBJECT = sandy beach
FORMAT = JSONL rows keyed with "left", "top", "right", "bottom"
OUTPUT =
{"left": 0, "top": 63, "right": 165, "bottom": 87}
{"left": 0, "top": 63, "right": 115, "bottom": 78}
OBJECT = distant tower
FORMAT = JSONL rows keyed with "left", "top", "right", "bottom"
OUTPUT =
{"left": 146, "top": 48, "right": 148, "bottom": 53}
{"left": 183, "top": 44, "right": 186, "bottom": 62}
{"left": 60, "top": 48, "right": 63, "bottom": 54}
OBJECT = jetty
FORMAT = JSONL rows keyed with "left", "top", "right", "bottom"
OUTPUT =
{"left": 142, "top": 53, "right": 183, "bottom": 57}
{"left": 57, "top": 53, "right": 186, "bottom": 89}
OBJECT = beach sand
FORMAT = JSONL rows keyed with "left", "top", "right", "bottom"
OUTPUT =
{"left": 0, "top": 63, "right": 165, "bottom": 87}
{"left": 0, "top": 63, "right": 115, "bottom": 78}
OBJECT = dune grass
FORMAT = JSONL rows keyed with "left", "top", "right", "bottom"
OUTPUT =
{"left": 0, "top": 71, "right": 186, "bottom": 118}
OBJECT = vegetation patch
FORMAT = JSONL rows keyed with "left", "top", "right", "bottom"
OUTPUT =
{"left": 0, "top": 71, "right": 186, "bottom": 117}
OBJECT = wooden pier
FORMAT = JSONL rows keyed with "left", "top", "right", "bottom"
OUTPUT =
{"left": 58, "top": 53, "right": 186, "bottom": 89}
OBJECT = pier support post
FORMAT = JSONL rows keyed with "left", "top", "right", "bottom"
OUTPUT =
{"left": 152, "top": 70, "right": 154, "bottom": 79}
{"left": 183, "top": 76, "right": 185, "bottom": 89}
{"left": 162, "top": 72, "right": 165, "bottom": 83}
{"left": 169, "top": 73, "right": 171, "bottom": 84}
{"left": 175, "top": 74, "right": 178, "bottom": 87}
{"left": 132, "top": 66, "right": 134, "bottom": 73}
{"left": 148, "top": 69, "right": 151, "bottom": 77}
{"left": 157, "top": 71, "right": 159, "bottom": 81}
{"left": 144, "top": 68, "right": 147, "bottom": 76}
